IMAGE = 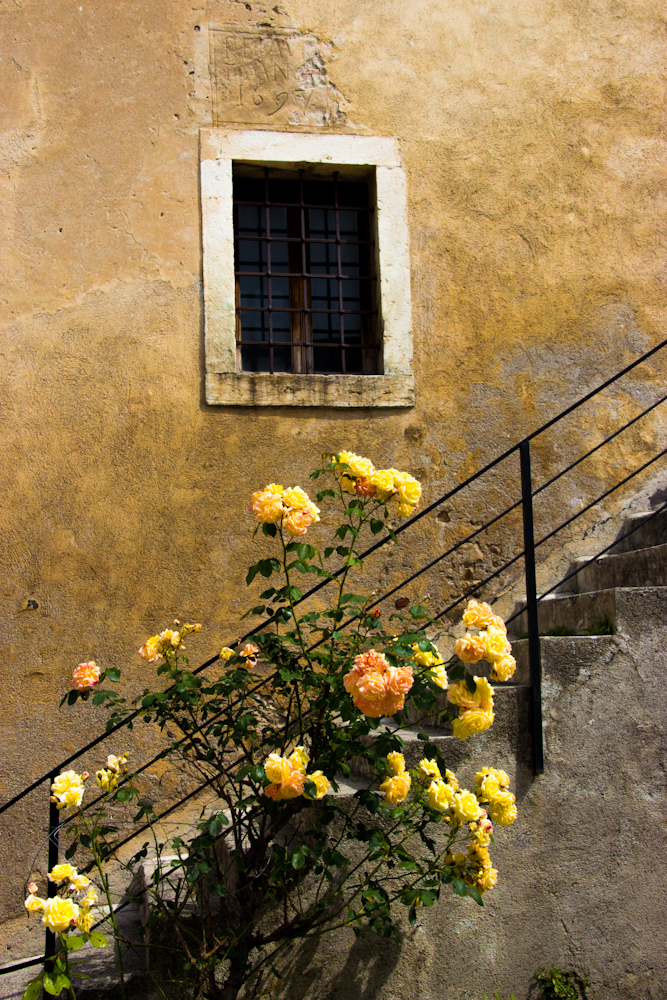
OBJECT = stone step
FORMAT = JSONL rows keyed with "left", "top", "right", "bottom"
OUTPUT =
{"left": 510, "top": 584, "right": 667, "bottom": 639}
{"left": 609, "top": 508, "right": 667, "bottom": 554}
{"left": 556, "top": 541, "right": 667, "bottom": 594}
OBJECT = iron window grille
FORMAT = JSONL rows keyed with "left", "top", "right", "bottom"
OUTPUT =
{"left": 233, "top": 168, "right": 380, "bottom": 375}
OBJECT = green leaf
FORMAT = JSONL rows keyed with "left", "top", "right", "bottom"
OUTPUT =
{"left": 262, "top": 522, "right": 277, "bottom": 537}
{"left": 67, "top": 690, "right": 79, "bottom": 706}
{"left": 42, "top": 971, "right": 70, "bottom": 995}
{"left": 88, "top": 931, "right": 108, "bottom": 948}
{"left": 303, "top": 778, "right": 318, "bottom": 799}
{"left": 105, "top": 667, "right": 121, "bottom": 683}
{"left": 64, "top": 839, "right": 78, "bottom": 860}
{"left": 465, "top": 673, "right": 477, "bottom": 694}
{"left": 115, "top": 785, "right": 133, "bottom": 802}
{"left": 235, "top": 765, "right": 252, "bottom": 782}
{"left": 65, "top": 935, "right": 86, "bottom": 951}
{"left": 324, "top": 547, "right": 334, "bottom": 558}
{"left": 250, "top": 764, "right": 266, "bottom": 783}
{"left": 291, "top": 850, "right": 305, "bottom": 870}
{"left": 408, "top": 903, "right": 417, "bottom": 926}
{"left": 92, "top": 691, "right": 106, "bottom": 705}
{"left": 246, "top": 564, "right": 260, "bottom": 586}
{"left": 467, "top": 885, "right": 484, "bottom": 906}
{"left": 452, "top": 878, "right": 467, "bottom": 897}
{"left": 370, "top": 518, "right": 384, "bottom": 535}
{"left": 22, "top": 978, "right": 42, "bottom": 1000}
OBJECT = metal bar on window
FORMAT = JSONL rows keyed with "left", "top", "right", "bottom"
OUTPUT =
{"left": 264, "top": 167, "right": 274, "bottom": 374}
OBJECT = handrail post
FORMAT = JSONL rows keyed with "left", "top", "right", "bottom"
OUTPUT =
{"left": 44, "top": 771, "right": 60, "bottom": 971}
{"left": 519, "top": 441, "right": 544, "bottom": 775}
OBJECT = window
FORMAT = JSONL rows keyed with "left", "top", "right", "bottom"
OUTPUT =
{"left": 201, "top": 129, "right": 414, "bottom": 407}
{"left": 234, "top": 170, "right": 378, "bottom": 376}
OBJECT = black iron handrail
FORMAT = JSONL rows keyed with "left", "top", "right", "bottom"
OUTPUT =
{"left": 1, "top": 334, "right": 666, "bottom": 979}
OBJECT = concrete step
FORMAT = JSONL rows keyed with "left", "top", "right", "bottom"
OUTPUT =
{"left": 556, "top": 541, "right": 667, "bottom": 594}
{"left": 609, "top": 508, "right": 667, "bottom": 554}
{"left": 510, "top": 584, "right": 667, "bottom": 640}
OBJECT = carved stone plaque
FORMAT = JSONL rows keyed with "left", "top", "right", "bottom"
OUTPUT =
{"left": 209, "top": 24, "right": 340, "bottom": 127}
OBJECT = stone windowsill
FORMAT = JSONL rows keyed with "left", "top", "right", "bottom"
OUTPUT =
{"left": 205, "top": 372, "right": 415, "bottom": 408}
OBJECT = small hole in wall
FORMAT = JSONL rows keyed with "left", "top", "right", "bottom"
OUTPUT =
{"left": 194, "top": 24, "right": 200, "bottom": 31}
{"left": 160, "top": 212, "right": 164, "bottom": 217}
{"left": 58, "top": 227, "right": 63, "bottom": 233}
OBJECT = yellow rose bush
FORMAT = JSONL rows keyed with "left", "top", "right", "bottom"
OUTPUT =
{"left": 22, "top": 856, "right": 107, "bottom": 1000}
{"left": 52, "top": 450, "right": 521, "bottom": 1000}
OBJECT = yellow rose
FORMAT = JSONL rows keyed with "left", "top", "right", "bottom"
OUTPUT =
{"left": 77, "top": 910, "right": 95, "bottom": 933}
{"left": 50, "top": 771, "right": 85, "bottom": 811}
{"left": 283, "top": 486, "right": 310, "bottom": 510}
{"left": 69, "top": 874, "right": 90, "bottom": 891}
{"left": 453, "top": 634, "right": 486, "bottom": 664}
{"left": 476, "top": 772, "right": 501, "bottom": 800}
{"left": 452, "top": 708, "right": 495, "bottom": 740}
{"left": 370, "top": 468, "right": 396, "bottom": 501}
{"left": 288, "top": 746, "right": 310, "bottom": 773}
{"left": 220, "top": 646, "right": 235, "bottom": 661}
{"left": 452, "top": 789, "right": 481, "bottom": 824}
{"left": 303, "top": 771, "right": 330, "bottom": 800}
{"left": 42, "top": 897, "right": 79, "bottom": 933}
{"left": 427, "top": 778, "right": 454, "bottom": 811}
{"left": 410, "top": 643, "right": 438, "bottom": 668}
{"left": 417, "top": 758, "right": 441, "bottom": 781}
{"left": 490, "top": 655, "right": 516, "bottom": 682}
{"left": 379, "top": 773, "right": 411, "bottom": 805}
{"left": 81, "top": 888, "right": 98, "bottom": 907}
{"left": 25, "top": 894, "right": 46, "bottom": 913}
{"left": 390, "top": 470, "right": 421, "bottom": 508}
{"left": 429, "top": 664, "right": 448, "bottom": 690}
{"left": 447, "top": 677, "right": 494, "bottom": 712}
{"left": 475, "top": 766, "right": 510, "bottom": 795}
{"left": 264, "top": 753, "right": 292, "bottom": 785}
{"left": 481, "top": 626, "right": 512, "bottom": 664}
{"left": 106, "top": 754, "right": 128, "bottom": 772}
{"left": 96, "top": 769, "right": 118, "bottom": 793}
{"left": 487, "top": 790, "right": 518, "bottom": 827}
{"left": 386, "top": 751, "right": 406, "bottom": 776}
{"left": 265, "top": 483, "right": 284, "bottom": 495}
{"left": 335, "top": 452, "right": 375, "bottom": 492}
{"left": 48, "top": 864, "right": 78, "bottom": 885}
{"left": 477, "top": 867, "right": 498, "bottom": 892}
{"left": 462, "top": 599, "right": 496, "bottom": 630}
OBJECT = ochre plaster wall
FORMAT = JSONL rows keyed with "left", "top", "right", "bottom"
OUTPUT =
{"left": 0, "top": 0, "right": 665, "bottom": 939}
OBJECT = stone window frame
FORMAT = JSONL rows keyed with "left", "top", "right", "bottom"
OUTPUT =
{"left": 200, "top": 129, "right": 414, "bottom": 407}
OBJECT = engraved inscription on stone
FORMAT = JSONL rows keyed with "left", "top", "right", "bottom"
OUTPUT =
{"left": 209, "top": 25, "right": 340, "bottom": 127}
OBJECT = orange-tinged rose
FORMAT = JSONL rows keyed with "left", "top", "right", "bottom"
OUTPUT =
{"left": 454, "top": 634, "right": 486, "bottom": 664}
{"left": 462, "top": 599, "right": 495, "bottom": 630}
{"left": 283, "top": 509, "right": 313, "bottom": 537}
{"left": 72, "top": 661, "right": 101, "bottom": 691}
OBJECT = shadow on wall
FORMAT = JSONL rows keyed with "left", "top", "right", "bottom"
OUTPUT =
{"left": 281, "top": 931, "right": 401, "bottom": 1000}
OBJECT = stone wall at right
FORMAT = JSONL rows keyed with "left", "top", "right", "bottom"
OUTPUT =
{"left": 274, "top": 587, "right": 667, "bottom": 1000}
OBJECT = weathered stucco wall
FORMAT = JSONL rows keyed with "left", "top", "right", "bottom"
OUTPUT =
{"left": 0, "top": 0, "right": 665, "bottom": 963}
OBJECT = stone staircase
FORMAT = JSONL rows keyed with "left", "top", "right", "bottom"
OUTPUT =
{"left": 1, "top": 507, "right": 665, "bottom": 999}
